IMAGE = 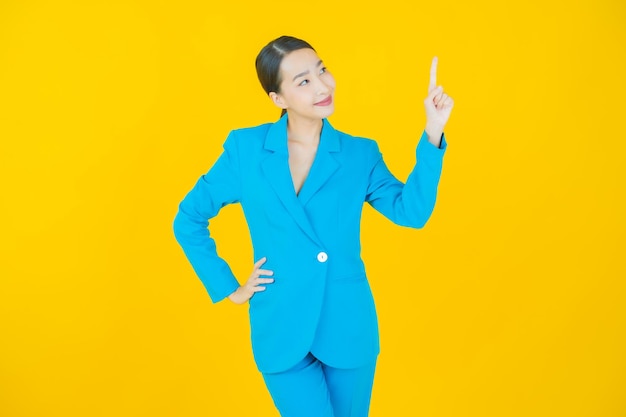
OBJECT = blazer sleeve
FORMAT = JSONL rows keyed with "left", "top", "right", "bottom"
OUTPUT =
{"left": 365, "top": 130, "right": 447, "bottom": 228}
{"left": 173, "top": 131, "right": 242, "bottom": 303}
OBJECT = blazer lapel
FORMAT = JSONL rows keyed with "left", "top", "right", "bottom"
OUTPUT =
{"left": 260, "top": 115, "right": 322, "bottom": 245}
{"left": 297, "top": 119, "right": 341, "bottom": 206}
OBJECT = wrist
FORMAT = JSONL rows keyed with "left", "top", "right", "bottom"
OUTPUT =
{"left": 424, "top": 125, "right": 443, "bottom": 147}
{"left": 228, "top": 287, "right": 242, "bottom": 302}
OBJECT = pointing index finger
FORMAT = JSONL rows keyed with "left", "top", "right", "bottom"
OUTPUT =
{"left": 429, "top": 56, "right": 438, "bottom": 94}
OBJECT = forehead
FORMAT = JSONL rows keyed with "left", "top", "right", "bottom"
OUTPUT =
{"left": 279, "top": 48, "right": 322, "bottom": 76}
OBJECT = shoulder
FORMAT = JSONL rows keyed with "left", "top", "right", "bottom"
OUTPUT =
{"left": 227, "top": 122, "right": 272, "bottom": 142}
{"left": 327, "top": 125, "right": 382, "bottom": 171}
{"left": 221, "top": 121, "right": 273, "bottom": 154}
{"left": 231, "top": 121, "right": 273, "bottom": 137}
{"left": 333, "top": 126, "right": 381, "bottom": 155}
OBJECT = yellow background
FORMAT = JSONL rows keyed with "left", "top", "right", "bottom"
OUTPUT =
{"left": 1, "top": 0, "right": 625, "bottom": 416}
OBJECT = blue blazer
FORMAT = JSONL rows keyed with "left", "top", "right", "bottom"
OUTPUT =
{"left": 173, "top": 114, "right": 447, "bottom": 374}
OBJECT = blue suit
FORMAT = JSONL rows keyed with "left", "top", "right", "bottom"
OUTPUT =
{"left": 173, "top": 114, "right": 447, "bottom": 374}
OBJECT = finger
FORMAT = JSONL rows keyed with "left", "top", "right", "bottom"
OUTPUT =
{"left": 256, "top": 269, "right": 274, "bottom": 276}
{"left": 248, "top": 275, "right": 274, "bottom": 285}
{"left": 253, "top": 257, "right": 267, "bottom": 269}
{"left": 253, "top": 286, "right": 267, "bottom": 292}
{"left": 435, "top": 93, "right": 448, "bottom": 107}
{"left": 427, "top": 85, "right": 443, "bottom": 102}
{"left": 428, "top": 56, "right": 438, "bottom": 94}
{"left": 431, "top": 92, "right": 443, "bottom": 109}
{"left": 435, "top": 91, "right": 445, "bottom": 106}
{"left": 439, "top": 97, "right": 453, "bottom": 110}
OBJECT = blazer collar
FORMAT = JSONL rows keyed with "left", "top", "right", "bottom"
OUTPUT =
{"left": 261, "top": 114, "right": 341, "bottom": 245}
{"left": 263, "top": 114, "right": 341, "bottom": 154}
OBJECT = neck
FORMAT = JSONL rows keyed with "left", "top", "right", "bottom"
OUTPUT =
{"left": 286, "top": 113, "right": 323, "bottom": 145}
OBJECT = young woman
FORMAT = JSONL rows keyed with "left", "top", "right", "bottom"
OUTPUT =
{"left": 173, "top": 35, "right": 453, "bottom": 417}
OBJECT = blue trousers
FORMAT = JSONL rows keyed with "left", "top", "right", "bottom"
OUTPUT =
{"left": 261, "top": 352, "right": 377, "bottom": 417}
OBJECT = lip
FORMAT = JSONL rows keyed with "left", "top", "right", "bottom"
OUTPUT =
{"left": 314, "top": 96, "right": 333, "bottom": 106}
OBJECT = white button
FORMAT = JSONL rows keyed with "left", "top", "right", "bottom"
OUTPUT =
{"left": 317, "top": 251, "right": 328, "bottom": 263}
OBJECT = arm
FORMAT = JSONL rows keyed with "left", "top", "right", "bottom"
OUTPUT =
{"left": 365, "top": 130, "right": 447, "bottom": 228}
{"left": 365, "top": 55, "right": 454, "bottom": 227}
{"left": 172, "top": 131, "right": 242, "bottom": 303}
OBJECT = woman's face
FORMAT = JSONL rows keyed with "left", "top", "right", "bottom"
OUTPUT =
{"left": 271, "top": 48, "right": 336, "bottom": 121}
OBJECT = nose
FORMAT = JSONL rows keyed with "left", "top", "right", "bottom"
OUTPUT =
{"left": 315, "top": 77, "right": 331, "bottom": 95}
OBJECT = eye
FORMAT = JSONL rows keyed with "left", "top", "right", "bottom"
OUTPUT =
{"left": 320, "top": 67, "right": 327, "bottom": 74}
{"left": 298, "top": 79, "right": 309, "bottom": 86}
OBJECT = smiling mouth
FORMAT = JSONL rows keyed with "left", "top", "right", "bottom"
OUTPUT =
{"left": 314, "top": 96, "right": 333, "bottom": 106}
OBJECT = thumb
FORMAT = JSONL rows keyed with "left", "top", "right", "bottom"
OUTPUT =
{"left": 426, "top": 85, "right": 443, "bottom": 102}
{"left": 424, "top": 86, "right": 443, "bottom": 110}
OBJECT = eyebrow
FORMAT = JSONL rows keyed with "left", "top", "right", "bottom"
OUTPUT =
{"left": 292, "top": 60, "right": 324, "bottom": 81}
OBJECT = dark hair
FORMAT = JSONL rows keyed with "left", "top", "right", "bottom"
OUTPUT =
{"left": 255, "top": 36, "right": 316, "bottom": 117}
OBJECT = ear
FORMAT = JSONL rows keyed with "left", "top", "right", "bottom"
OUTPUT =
{"left": 269, "top": 92, "right": 287, "bottom": 110}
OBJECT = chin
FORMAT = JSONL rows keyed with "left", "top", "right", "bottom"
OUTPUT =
{"left": 316, "top": 105, "right": 335, "bottom": 119}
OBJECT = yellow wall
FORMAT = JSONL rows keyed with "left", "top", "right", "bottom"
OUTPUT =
{"left": 1, "top": 1, "right": 624, "bottom": 416}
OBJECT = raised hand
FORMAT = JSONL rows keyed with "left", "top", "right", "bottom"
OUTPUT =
{"left": 228, "top": 257, "right": 274, "bottom": 304}
{"left": 424, "top": 56, "right": 454, "bottom": 144}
